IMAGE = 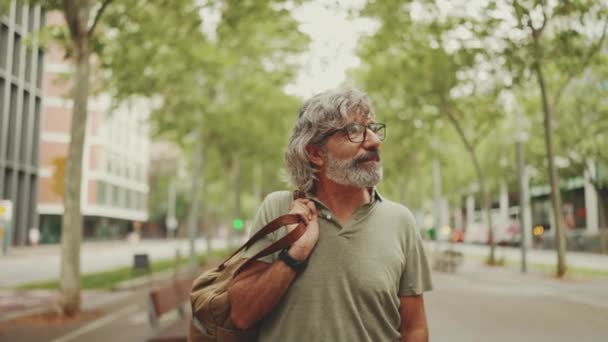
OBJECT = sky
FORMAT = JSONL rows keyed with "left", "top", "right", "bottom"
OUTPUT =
{"left": 285, "top": 0, "right": 377, "bottom": 98}
{"left": 199, "top": 0, "right": 377, "bottom": 99}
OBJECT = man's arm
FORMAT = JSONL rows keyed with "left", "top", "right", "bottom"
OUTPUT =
{"left": 228, "top": 258, "right": 298, "bottom": 329}
{"left": 399, "top": 294, "right": 429, "bottom": 342}
{"left": 228, "top": 199, "right": 319, "bottom": 330}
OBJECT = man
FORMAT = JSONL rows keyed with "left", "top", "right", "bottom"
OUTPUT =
{"left": 229, "top": 88, "right": 433, "bottom": 341}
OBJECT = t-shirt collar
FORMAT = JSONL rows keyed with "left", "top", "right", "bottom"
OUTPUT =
{"left": 305, "top": 187, "right": 382, "bottom": 209}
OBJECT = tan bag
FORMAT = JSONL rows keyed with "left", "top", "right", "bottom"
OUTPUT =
{"left": 189, "top": 194, "right": 306, "bottom": 342}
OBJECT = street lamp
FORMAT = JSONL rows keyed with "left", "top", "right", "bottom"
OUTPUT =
{"left": 166, "top": 156, "right": 183, "bottom": 239}
{"left": 502, "top": 91, "right": 532, "bottom": 273}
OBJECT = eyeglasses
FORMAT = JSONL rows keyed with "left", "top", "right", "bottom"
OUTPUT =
{"left": 322, "top": 122, "right": 386, "bottom": 143}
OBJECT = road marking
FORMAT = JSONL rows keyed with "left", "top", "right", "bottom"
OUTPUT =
{"left": 127, "top": 311, "right": 149, "bottom": 324}
{"left": 51, "top": 304, "right": 140, "bottom": 342}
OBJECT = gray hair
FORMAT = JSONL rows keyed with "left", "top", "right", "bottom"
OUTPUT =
{"left": 284, "top": 88, "right": 375, "bottom": 192}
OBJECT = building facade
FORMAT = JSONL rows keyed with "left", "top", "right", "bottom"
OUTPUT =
{"left": 0, "top": 1, "right": 45, "bottom": 246}
{"left": 37, "top": 11, "right": 149, "bottom": 243}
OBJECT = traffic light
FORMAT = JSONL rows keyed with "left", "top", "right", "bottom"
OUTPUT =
{"left": 427, "top": 227, "right": 436, "bottom": 240}
{"left": 233, "top": 218, "right": 244, "bottom": 231}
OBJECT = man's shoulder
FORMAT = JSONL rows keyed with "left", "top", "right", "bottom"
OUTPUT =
{"left": 258, "top": 191, "right": 294, "bottom": 216}
{"left": 376, "top": 198, "right": 416, "bottom": 226}
{"left": 263, "top": 190, "right": 293, "bottom": 205}
{"left": 377, "top": 197, "right": 414, "bottom": 216}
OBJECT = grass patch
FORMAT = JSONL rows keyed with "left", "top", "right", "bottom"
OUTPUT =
{"left": 485, "top": 256, "right": 507, "bottom": 267}
{"left": 18, "top": 249, "right": 231, "bottom": 290}
{"left": 467, "top": 253, "right": 608, "bottom": 279}
{"left": 502, "top": 259, "right": 608, "bottom": 279}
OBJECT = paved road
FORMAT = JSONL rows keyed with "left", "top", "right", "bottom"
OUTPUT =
{"left": 2, "top": 239, "right": 607, "bottom": 288}
{"left": 426, "top": 261, "right": 608, "bottom": 342}
{"left": 0, "top": 238, "right": 234, "bottom": 287}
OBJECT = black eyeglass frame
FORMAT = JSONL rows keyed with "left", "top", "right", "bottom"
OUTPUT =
{"left": 319, "top": 122, "right": 386, "bottom": 144}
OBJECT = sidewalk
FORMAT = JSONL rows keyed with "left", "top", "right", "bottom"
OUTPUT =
{"left": 0, "top": 253, "right": 224, "bottom": 325}
{"left": 427, "top": 241, "right": 608, "bottom": 271}
{"left": 0, "top": 267, "right": 177, "bottom": 323}
{"left": 0, "top": 289, "right": 133, "bottom": 322}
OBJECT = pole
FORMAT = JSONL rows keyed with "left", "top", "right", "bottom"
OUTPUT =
{"left": 233, "top": 154, "right": 241, "bottom": 247}
{"left": 433, "top": 159, "right": 443, "bottom": 250}
{"left": 188, "top": 129, "right": 202, "bottom": 269}
{"left": 1, "top": 221, "right": 10, "bottom": 255}
{"left": 168, "top": 181, "right": 176, "bottom": 223}
{"left": 248, "top": 163, "right": 262, "bottom": 238}
{"left": 167, "top": 180, "right": 177, "bottom": 238}
{"left": 516, "top": 141, "right": 528, "bottom": 273}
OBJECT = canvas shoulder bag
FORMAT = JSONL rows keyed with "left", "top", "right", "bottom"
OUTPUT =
{"left": 189, "top": 192, "right": 306, "bottom": 342}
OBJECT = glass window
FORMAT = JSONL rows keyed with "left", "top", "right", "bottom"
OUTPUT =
{"left": 1, "top": 24, "right": 9, "bottom": 67}
{"left": 97, "top": 182, "right": 105, "bottom": 205}
{"left": 112, "top": 185, "right": 119, "bottom": 206}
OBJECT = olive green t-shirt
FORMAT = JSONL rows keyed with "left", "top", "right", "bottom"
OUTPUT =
{"left": 241, "top": 190, "right": 433, "bottom": 342}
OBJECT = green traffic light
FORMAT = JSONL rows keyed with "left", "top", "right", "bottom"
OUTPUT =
{"left": 233, "top": 218, "right": 244, "bottom": 230}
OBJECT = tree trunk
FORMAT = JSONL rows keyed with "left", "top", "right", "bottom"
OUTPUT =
{"left": 596, "top": 185, "right": 607, "bottom": 254}
{"left": 199, "top": 141, "right": 209, "bottom": 255}
{"left": 188, "top": 129, "right": 202, "bottom": 269}
{"left": 233, "top": 153, "right": 241, "bottom": 247}
{"left": 443, "top": 109, "right": 496, "bottom": 264}
{"left": 471, "top": 152, "right": 496, "bottom": 264}
{"left": 60, "top": 34, "right": 90, "bottom": 316}
{"left": 535, "top": 62, "right": 568, "bottom": 277}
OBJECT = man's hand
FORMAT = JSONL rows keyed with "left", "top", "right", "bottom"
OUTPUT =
{"left": 286, "top": 199, "right": 319, "bottom": 261}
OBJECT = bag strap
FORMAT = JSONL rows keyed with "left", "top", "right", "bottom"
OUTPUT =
{"left": 234, "top": 218, "right": 306, "bottom": 274}
{"left": 218, "top": 191, "right": 307, "bottom": 271}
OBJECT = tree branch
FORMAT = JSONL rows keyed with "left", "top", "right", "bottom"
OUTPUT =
{"left": 471, "top": 118, "right": 495, "bottom": 148}
{"left": 511, "top": 0, "right": 527, "bottom": 30}
{"left": 88, "top": 0, "right": 112, "bottom": 36}
{"left": 538, "top": 0, "right": 549, "bottom": 34}
{"left": 440, "top": 98, "right": 475, "bottom": 154}
{"left": 551, "top": 19, "right": 608, "bottom": 110}
{"left": 512, "top": 0, "right": 536, "bottom": 35}
{"left": 62, "top": 0, "right": 81, "bottom": 39}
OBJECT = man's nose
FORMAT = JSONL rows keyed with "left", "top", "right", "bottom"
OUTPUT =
{"left": 363, "top": 128, "right": 382, "bottom": 149}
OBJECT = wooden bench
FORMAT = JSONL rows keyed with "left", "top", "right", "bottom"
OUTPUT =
{"left": 433, "top": 249, "right": 464, "bottom": 273}
{"left": 147, "top": 276, "right": 196, "bottom": 342}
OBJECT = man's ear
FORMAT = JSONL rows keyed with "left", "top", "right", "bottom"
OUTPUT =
{"left": 306, "top": 144, "right": 324, "bottom": 168}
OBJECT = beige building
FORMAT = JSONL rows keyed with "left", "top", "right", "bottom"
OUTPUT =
{"left": 37, "top": 12, "right": 149, "bottom": 243}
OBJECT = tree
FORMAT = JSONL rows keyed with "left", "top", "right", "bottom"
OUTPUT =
{"left": 7, "top": 0, "right": 308, "bottom": 315}
{"left": 487, "top": 0, "right": 608, "bottom": 276}
{"left": 555, "top": 61, "right": 608, "bottom": 252}
{"left": 19, "top": 0, "right": 114, "bottom": 316}
{"left": 353, "top": 0, "right": 510, "bottom": 263}
{"left": 361, "top": 0, "right": 608, "bottom": 276}
{"left": 101, "top": 0, "right": 309, "bottom": 227}
{"left": 12, "top": 0, "right": 210, "bottom": 315}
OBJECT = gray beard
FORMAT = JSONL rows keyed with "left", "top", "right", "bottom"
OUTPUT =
{"left": 324, "top": 152, "right": 383, "bottom": 188}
